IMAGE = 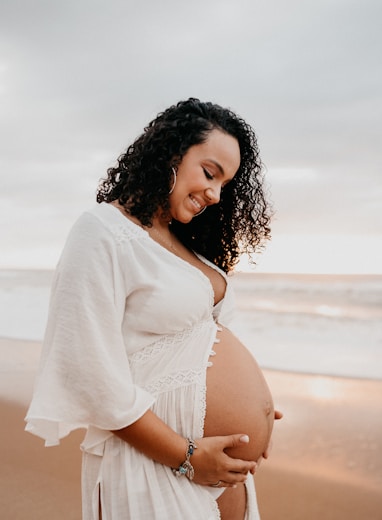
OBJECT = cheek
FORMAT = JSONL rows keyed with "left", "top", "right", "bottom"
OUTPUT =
{"left": 175, "top": 168, "right": 203, "bottom": 194}
{"left": 169, "top": 179, "right": 191, "bottom": 202}
{"left": 168, "top": 192, "right": 180, "bottom": 210}
{"left": 168, "top": 193, "right": 183, "bottom": 215}
{"left": 168, "top": 195, "right": 193, "bottom": 223}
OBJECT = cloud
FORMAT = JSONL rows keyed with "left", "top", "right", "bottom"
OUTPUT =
{"left": 0, "top": 0, "right": 381, "bottom": 271}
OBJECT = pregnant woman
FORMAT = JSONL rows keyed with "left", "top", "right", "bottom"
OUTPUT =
{"left": 26, "top": 98, "right": 281, "bottom": 519}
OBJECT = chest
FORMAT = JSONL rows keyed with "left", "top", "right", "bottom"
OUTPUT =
{"left": 122, "top": 252, "right": 221, "bottom": 343}
{"left": 180, "top": 251, "right": 227, "bottom": 306}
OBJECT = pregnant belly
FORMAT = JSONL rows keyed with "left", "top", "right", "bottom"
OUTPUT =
{"left": 204, "top": 326, "right": 274, "bottom": 462}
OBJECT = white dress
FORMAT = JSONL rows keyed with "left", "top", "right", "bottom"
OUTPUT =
{"left": 25, "top": 202, "right": 260, "bottom": 520}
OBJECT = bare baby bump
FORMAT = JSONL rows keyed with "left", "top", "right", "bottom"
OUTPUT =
{"left": 204, "top": 327, "right": 274, "bottom": 462}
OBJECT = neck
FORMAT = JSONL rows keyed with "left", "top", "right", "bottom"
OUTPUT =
{"left": 151, "top": 213, "right": 172, "bottom": 230}
{"left": 149, "top": 222, "right": 176, "bottom": 252}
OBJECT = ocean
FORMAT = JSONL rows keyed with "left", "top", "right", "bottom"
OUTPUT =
{"left": 1, "top": 269, "right": 381, "bottom": 380}
{"left": 230, "top": 273, "right": 382, "bottom": 380}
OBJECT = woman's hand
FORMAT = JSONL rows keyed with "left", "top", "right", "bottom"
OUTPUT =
{"left": 191, "top": 434, "right": 257, "bottom": 488}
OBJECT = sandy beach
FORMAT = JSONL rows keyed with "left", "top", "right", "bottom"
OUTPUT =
{"left": 1, "top": 337, "right": 382, "bottom": 520}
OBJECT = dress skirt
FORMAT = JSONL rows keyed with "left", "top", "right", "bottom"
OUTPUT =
{"left": 80, "top": 318, "right": 260, "bottom": 519}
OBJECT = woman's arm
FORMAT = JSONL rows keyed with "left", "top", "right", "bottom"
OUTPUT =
{"left": 112, "top": 409, "right": 257, "bottom": 487}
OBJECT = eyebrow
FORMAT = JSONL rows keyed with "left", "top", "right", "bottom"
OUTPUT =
{"left": 206, "top": 159, "right": 225, "bottom": 177}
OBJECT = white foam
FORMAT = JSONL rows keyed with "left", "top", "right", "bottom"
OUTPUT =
{"left": 1, "top": 270, "right": 381, "bottom": 380}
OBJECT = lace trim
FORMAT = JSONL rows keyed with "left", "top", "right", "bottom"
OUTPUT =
{"left": 197, "top": 381, "right": 207, "bottom": 438}
{"left": 129, "top": 319, "right": 211, "bottom": 368}
{"left": 144, "top": 368, "right": 204, "bottom": 395}
{"left": 210, "top": 494, "right": 222, "bottom": 519}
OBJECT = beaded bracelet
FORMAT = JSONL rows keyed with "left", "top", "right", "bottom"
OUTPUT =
{"left": 172, "top": 438, "right": 197, "bottom": 480}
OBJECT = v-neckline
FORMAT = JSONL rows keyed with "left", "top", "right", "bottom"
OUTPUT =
{"left": 105, "top": 202, "right": 227, "bottom": 309}
{"left": 144, "top": 229, "right": 227, "bottom": 309}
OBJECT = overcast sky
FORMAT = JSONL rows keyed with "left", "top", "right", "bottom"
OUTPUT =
{"left": 1, "top": 0, "right": 381, "bottom": 273}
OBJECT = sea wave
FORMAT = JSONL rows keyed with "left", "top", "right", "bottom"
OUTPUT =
{"left": 1, "top": 270, "right": 382, "bottom": 380}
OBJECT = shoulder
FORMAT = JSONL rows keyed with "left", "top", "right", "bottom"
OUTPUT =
{"left": 72, "top": 203, "right": 147, "bottom": 245}
{"left": 62, "top": 203, "right": 148, "bottom": 262}
{"left": 58, "top": 203, "right": 149, "bottom": 276}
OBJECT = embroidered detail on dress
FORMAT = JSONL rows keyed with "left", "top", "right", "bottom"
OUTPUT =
{"left": 129, "top": 320, "right": 211, "bottom": 368}
{"left": 207, "top": 361, "right": 213, "bottom": 367}
{"left": 111, "top": 223, "right": 145, "bottom": 245}
{"left": 144, "top": 368, "right": 204, "bottom": 395}
{"left": 209, "top": 350, "right": 216, "bottom": 356}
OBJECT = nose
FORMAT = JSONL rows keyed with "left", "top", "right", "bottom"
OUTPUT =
{"left": 205, "top": 186, "right": 221, "bottom": 204}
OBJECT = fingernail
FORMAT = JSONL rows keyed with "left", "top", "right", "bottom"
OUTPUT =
{"left": 240, "top": 435, "right": 249, "bottom": 443}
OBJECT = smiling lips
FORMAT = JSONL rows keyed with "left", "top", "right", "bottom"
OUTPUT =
{"left": 189, "top": 194, "right": 205, "bottom": 213}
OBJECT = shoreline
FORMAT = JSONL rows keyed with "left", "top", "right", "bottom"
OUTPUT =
{"left": 1, "top": 335, "right": 381, "bottom": 383}
{"left": 1, "top": 337, "right": 382, "bottom": 519}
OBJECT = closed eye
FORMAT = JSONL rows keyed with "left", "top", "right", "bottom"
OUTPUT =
{"left": 203, "top": 168, "right": 214, "bottom": 180}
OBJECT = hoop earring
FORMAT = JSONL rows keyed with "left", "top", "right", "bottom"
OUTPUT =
{"left": 195, "top": 206, "right": 206, "bottom": 216}
{"left": 169, "top": 167, "right": 177, "bottom": 194}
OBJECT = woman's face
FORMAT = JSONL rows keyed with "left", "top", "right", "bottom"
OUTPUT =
{"left": 169, "top": 128, "right": 240, "bottom": 223}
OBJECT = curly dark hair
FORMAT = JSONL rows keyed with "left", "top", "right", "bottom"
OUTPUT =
{"left": 97, "top": 98, "right": 271, "bottom": 272}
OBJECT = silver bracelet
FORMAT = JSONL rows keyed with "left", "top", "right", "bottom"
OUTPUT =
{"left": 172, "top": 438, "right": 197, "bottom": 480}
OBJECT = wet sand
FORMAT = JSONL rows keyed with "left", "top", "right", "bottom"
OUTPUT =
{"left": 1, "top": 337, "right": 381, "bottom": 519}
{"left": 257, "top": 370, "right": 382, "bottom": 519}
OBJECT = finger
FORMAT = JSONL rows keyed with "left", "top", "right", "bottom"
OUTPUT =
{"left": 222, "top": 433, "right": 250, "bottom": 449}
{"left": 262, "top": 440, "right": 273, "bottom": 459}
{"left": 225, "top": 458, "right": 257, "bottom": 475}
{"left": 262, "top": 447, "right": 269, "bottom": 459}
{"left": 228, "top": 472, "right": 252, "bottom": 484}
{"left": 221, "top": 481, "right": 242, "bottom": 488}
{"left": 210, "top": 480, "right": 237, "bottom": 489}
{"left": 216, "top": 472, "right": 249, "bottom": 487}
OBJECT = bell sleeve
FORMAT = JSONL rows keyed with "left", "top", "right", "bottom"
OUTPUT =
{"left": 25, "top": 212, "right": 156, "bottom": 446}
